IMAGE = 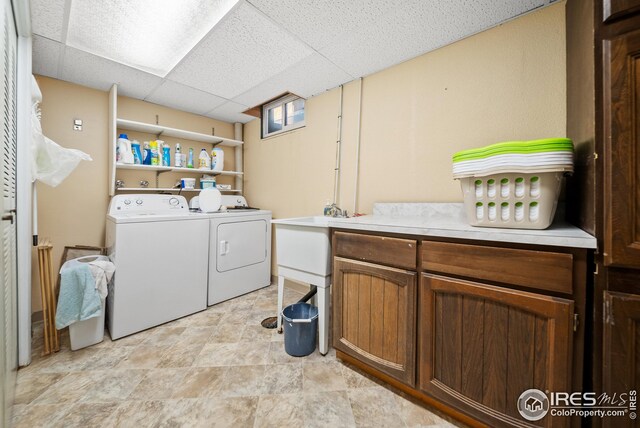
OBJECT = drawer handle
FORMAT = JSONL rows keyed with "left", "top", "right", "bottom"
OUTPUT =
{"left": 2, "top": 214, "right": 13, "bottom": 224}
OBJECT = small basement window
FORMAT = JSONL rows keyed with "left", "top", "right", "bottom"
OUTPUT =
{"left": 262, "top": 94, "right": 305, "bottom": 138}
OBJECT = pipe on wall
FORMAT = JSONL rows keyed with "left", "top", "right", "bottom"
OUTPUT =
{"left": 234, "top": 122, "right": 243, "bottom": 192}
{"left": 333, "top": 85, "right": 344, "bottom": 205}
{"left": 353, "top": 77, "right": 363, "bottom": 214}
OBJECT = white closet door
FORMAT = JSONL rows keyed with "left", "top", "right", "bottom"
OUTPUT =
{"left": 0, "top": 0, "right": 18, "bottom": 425}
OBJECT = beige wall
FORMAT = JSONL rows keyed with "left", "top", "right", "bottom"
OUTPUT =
{"left": 245, "top": 3, "right": 567, "bottom": 218}
{"left": 32, "top": 76, "right": 235, "bottom": 312}
{"left": 565, "top": 0, "right": 595, "bottom": 233}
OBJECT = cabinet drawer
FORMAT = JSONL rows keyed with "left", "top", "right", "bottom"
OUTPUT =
{"left": 421, "top": 241, "right": 573, "bottom": 294}
{"left": 334, "top": 231, "right": 417, "bottom": 270}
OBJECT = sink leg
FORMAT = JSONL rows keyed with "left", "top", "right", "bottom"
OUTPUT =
{"left": 277, "top": 275, "right": 285, "bottom": 334}
{"left": 317, "top": 285, "right": 330, "bottom": 355}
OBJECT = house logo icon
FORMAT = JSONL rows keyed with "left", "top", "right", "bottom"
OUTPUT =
{"left": 518, "top": 389, "right": 549, "bottom": 421}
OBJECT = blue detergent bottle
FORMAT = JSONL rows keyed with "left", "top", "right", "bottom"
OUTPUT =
{"left": 131, "top": 141, "right": 143, "bottom": 165}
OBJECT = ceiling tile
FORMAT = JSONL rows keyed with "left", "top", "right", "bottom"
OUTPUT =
{"left": 247, "top": 0, "right": 396, "bottom": 51}
{"left": 205, "top": 101, "right": 254, "bottom": 124}
{"left": 65, "top": 0, "right": 239, "bottom": 76}
{"left": 249, "top": 0, "right": 546, "bottom": 77}
{"left": 32, "top": 36, "right": 62, "bottom": 78}
{"left": 145, "top": 80, "right": 227, "bottom": 115}
{"left": 167, "top": 2, "right": 313, "bottom": 99}
{"left": 30, "top": 0, "right": 66, "bottom": 41}
{"left": 233, "top": 53, "right": 354, "bottom": 107}
{"left": 60, "top": 47, "right": 163, "bottom": 99}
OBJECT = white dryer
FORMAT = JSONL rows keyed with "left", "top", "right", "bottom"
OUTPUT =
{"left": 203, "top": 196, "right": 272, "bottom": 306}
{"left": 106, "top": 194, "right": 209, "bottom": 339}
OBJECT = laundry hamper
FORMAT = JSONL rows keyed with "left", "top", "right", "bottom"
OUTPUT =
{"left": 459, "top": 171, "right": 565, "bottom": 229}
{"left": 453, "top": 138, "right": 574, "bottom": 230}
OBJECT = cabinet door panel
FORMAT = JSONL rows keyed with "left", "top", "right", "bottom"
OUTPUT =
{"left": 604, "top": 29, "right": 640, "bottom": 267}
{"left": 603, "top": 291, "right": 640, "bottom": 428}
{"left": 419, "top": 273, "right": 574, "bottom": 427}
{"left": 460, "top": 298, "right": 484, "bottom": 403}
{"left": 482, "top": 300, "right": 509, "bottom": 413}
{"left": 333, "top": 257, "right": 416, "bottom": 386}
{"left": 603, "top": 0, "right": 640, "bottom": 22}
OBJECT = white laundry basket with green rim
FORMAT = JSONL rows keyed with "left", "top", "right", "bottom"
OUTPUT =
{"left": 458, "top": 172, "right": 565, "bottom": 229}
{"left": 453, "top": 138, "right": 574, "bottom": 230}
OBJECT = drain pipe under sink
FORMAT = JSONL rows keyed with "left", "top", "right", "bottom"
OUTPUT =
{"left": 261, "top": 286, "right": 318, "bottom": 329}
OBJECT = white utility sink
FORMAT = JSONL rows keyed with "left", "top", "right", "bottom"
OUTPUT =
{"left": 273, "top": 216, "right": 331, "bottom": 280}
{"left": 272, "top": 216, "right": 332, "bottom": 355}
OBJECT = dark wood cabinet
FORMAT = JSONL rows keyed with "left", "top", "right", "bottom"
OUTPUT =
{"left": 419, "top": 273, "right": 574, "bottom": 427}
{"left": 331, "top": 230, "right": 589, "bottom": 427}
{"left": 602, "top": 291, "right": 640, "bottom": 428}
{"left": 593, "top": 1, "right": 640, "bottom": 409}
{"left": 603, "top": 28, "right": 640, "bottom": 268}
{"left": 332, "top": 256, "right": 417, "bottom": 386}
{"left": 603, "top": 0, "right": 640, "bottom": 22}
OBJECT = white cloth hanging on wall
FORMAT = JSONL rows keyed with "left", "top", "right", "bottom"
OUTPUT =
{"left": 30, "top": 76, "right": 92, "bottom": 187}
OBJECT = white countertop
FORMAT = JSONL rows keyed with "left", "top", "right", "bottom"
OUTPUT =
{"left": 273, "top": 203, "right": 597, "bottom": 249}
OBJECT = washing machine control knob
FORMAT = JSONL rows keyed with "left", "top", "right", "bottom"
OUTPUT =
{"left": 135, "top": 199, "right": 143, "bottom": 205}
{"left": 169, "top": 197, "right": 180, "bottom": 206}
{"left": 123, "top": 199, "right": 131, "bottom": 205}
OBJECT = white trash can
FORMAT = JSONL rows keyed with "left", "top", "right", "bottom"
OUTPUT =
{"left": 68, "top": 296, "right": 106, "bottom": 351}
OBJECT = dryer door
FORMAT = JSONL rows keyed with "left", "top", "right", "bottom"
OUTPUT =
{"left": 216, "top": 219, "right": 267, "bottom": 272}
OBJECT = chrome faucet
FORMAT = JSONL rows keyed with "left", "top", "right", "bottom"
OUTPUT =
{"left": 326, "top": 203, "right": 347, "bottom": 218}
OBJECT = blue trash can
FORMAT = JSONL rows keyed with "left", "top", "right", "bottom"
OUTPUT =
{"left": 282, "top": 303, "right": 319, "bottom": 357}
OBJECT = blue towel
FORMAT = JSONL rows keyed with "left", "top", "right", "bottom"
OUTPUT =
{"left": 55, "top": 264, "right": 102, "bottom": 329}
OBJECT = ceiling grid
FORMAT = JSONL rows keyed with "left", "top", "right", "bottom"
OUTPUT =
{"left": 30, "top": 0, "right": 552, "bottom": 124}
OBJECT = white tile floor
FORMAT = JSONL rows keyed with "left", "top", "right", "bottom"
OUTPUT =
{"left": 12, "top": 284, "right": 464, "bottom": 427}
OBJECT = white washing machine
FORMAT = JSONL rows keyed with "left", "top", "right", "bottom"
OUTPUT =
{"left": 106, "top": 194, "right": 209, "bottom": 339}
{"left": 197, "top": 195, "right": 272, "bottom": 306}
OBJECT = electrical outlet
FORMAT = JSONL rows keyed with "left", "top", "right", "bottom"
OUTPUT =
{"left": 73, "top": 119, "right": 83, "bottom": 131}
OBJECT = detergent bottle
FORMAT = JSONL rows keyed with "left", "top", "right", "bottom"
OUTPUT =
{"left": 199, "top": 149, "right": 211, "bottom": 169}
{"left": 131, "top": 140, "right": 143, "bottom": 164}
{"left": 150, "top": 140, "right": 159, "bottom": 165}
{"left": 117, "top": 134, "right": 134, "bottom": 164}
{"left": 211, "top": 147, "right": 224, "bottom": 172}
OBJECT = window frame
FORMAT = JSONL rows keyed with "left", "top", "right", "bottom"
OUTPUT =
{"left": 262, "top": 94, "right": 305, "bottom": 138}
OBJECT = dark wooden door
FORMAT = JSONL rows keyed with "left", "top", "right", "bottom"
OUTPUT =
{"left": 603, "top": 28, "right": 640, "bottom": 268}
{"left": 603, "top": 291, "right": 640, "bottom": 428}
{"left": 332, "top": 257, "right": 417, "bottom": 386}
{"left": 419, "top": 273, "right": 574, "bottom": 427}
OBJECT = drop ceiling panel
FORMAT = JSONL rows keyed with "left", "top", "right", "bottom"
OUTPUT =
{"left": 247, "top": 0, "right": 399, "bottom": 51}
{"left": 167, "top": 2, "right": 313, "bottom": 99}
{"left": 248, "top": 0, "right": 546, "bottom": 77}
{"left": 233, "top": 53, "right": 354, "bottom": 107}
{"left": 146, "top": 80, "right": 227, "bottom": 115}
{"left": 32, "top": 36, "right": 62, "bottom": 79}
{"left": 30, "top": 0, "right": 66, "bottom": 41}
{"left": 206, "top": 101, "right": 254, "bottom": 124}
{"left": 60, "top": 47, "right": 163, "bottom": 99}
